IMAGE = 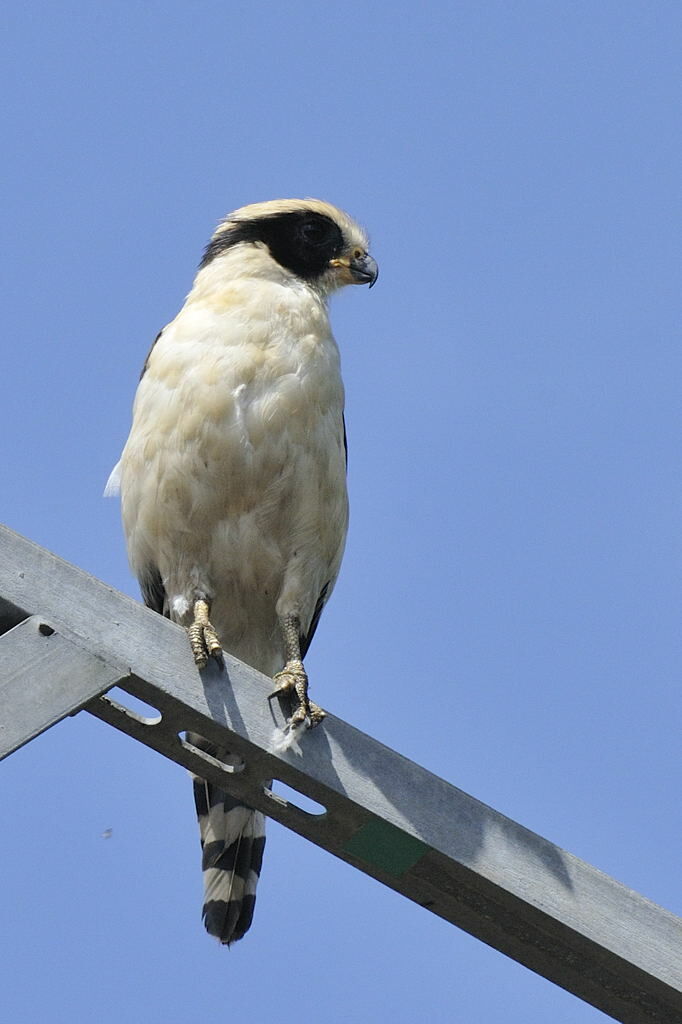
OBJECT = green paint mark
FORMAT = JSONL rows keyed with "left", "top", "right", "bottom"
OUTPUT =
{"left": 343, "top": 819, "right": 429, "bottom": 877}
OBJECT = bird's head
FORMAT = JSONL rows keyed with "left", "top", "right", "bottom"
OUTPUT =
{"left": 199, "top": 198, "right": 378, "bottom": 295}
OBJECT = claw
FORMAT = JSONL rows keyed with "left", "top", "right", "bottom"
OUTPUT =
{"left": 270, "top": 660, "right": 326, "bottom": 728}
{"left": 272, "top": 659, "right": 305, "bottom": 694}
{"left": 187, "top": 598, "right": 222, "bottom": 668}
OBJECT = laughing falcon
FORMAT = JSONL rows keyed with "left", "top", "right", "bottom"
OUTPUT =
{"left": 106, "top": 199, "right": 378, "bottom": 944}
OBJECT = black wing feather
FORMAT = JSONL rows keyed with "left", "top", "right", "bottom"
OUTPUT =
{"left": 300, "top": 581, "right": 330, "bottom": 659}
{"left": 139, "top": 328, "right": 164, "bottom": 380}
{"left": 140, "top": 565, "right": 167, "bottom": 616}
{"left": 300, "top": 417, "right": 346, "bottom": 656}
{"left": 342, "top": 413, "right": 348, "bottom": 468}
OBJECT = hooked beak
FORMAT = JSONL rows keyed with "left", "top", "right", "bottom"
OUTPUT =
{"left": 349, "top": 252, "right": 379, "bottom": 288}
{"left": 330, "top": 252, "right": 379, "bottom": 288}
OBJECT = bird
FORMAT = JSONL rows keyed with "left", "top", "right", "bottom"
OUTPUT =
{"left": 106, "top": 198, "right": 378, "bottom": 944}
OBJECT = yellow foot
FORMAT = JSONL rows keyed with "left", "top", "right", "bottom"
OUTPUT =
{"left": 187, "top": 598, "right": 222, "bottom": 668}
{"left": 271, "top": 660, "right": 326, "bottom": 728}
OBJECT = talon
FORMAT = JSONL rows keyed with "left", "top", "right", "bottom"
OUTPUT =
{"left": 268, "top": 684, "right": 289, "bottom": 701}
{"left": 269, "top": 662, "right": 301, "bottom": 699}
{"left": 188, "top": 622, "right": 208, "bottom": 668}
{"left": 306, "top": 700, "right": 326, "bottom": 727}
{"left": 206, "top": 629, "right": 223, "bottom": 659}
{"left": 271, "top": 659, "right": 325, "bottom": 729}
{"left": 289, "top": 705, "right": 308, "bottom": 728}
{"left": 187, "top": 598, "right": 222, "bottom": 668}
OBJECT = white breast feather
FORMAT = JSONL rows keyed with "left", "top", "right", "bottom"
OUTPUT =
{"left": 114, "top": 249, "right": 349, "bottom": 675}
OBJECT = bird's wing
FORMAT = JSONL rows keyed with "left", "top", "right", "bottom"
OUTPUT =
{"left": 139, "top": 564, "right": 167, "bottom": 616}
{"left": 103, "top": 327, "right": 166, "bottom": 498}
{"left": 300, "top": 580, "right": 331, "bottom": 659}
{"left": 139, "top": 328, "right": 164, "bottom": 380}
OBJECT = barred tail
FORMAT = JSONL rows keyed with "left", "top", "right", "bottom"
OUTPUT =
{"left": 191, "top": 763, "right": 266, "bottom": 944}
{"left": 142, "top": 596, "right": 268, "bottom": 944}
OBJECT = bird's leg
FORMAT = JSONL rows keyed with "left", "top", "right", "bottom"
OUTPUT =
{"left": 187, "top": 598, "right": 222, "bottom": 668}
{"left": 271, "top": 614, "right": 326, "bottom": 728}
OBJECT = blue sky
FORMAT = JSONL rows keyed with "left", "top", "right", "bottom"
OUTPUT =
{"left": 2, "top": 3, "right": 680, "bottom": 1021}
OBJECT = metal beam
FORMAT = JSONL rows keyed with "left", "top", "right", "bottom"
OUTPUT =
{"left": 0, "top": 522, "right": 680, "bottom": 1023}
{"left": 0, "top": 615, "right": 130, "bottom": 759}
